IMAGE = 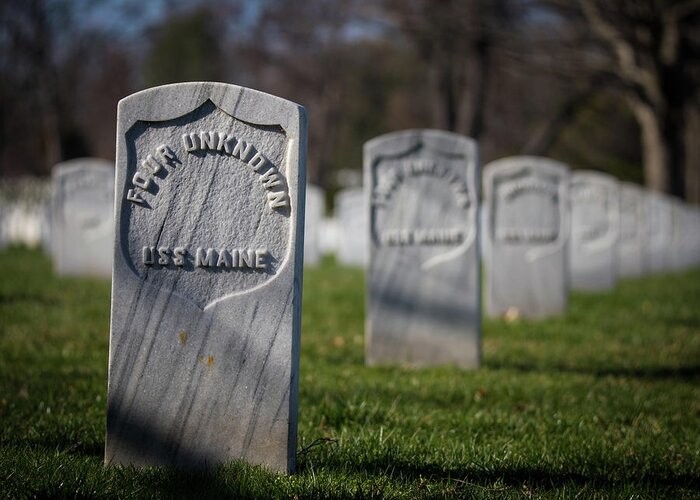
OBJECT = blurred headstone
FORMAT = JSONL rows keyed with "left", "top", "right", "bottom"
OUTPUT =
{"left": 0, "top": 177, "right": 51, "bottom": 249}
{"left": 617, "top": 183, "right": 647, "bottom": 278}
{"left": 685, "top": 205, "right": 700, "bottom": 268}
{"left": 569, "top": 171, "right": 619, "bottom": 291}
{"left": 0, "top": 198, "right": 5, "bottom": 249}
{"left": 304, "top": 185, "right": 324, "bottom": 266}
{"left": 319, "top": 216, "right": 338, "bottom": 256}
{"left": 484, "top": 156, "right": 570, "bottom": 318}
{"left": 51, "top": 160, "right": 115, "bottom": 276}
{"left": 335, "top": 168, "right": 362, "bottom": 188}
{"left": 668, "top": 198, "right": 695, "bottom": 271}
{"left": 646, "top": 192, "right": 673, "bottom": 273}
{"left": 335, "top": 188, "right": 367, "bottom": 267}
{"left": 105, "top": 83, "right": 306, "bottom": 473}
{"left": 365, "top": 130, "right": 480, "bottom": 368}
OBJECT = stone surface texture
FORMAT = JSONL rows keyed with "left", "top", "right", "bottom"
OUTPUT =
{"left": 335, "top": 188, "right": 367, "bottom": 267}
{"left": 51, "top": 159, "right": 115, "bottom": 277}
{"left": 484, "top": 156, "right": 570, "bottom": 318}
{"left": 569, "top": 171, "right": 619, "bottom": 291}
{"left": 105, "top": 82, "right": 306, "bottom": 474}
{"left": 365, "top": 130, "right": 480, "bottom": 368}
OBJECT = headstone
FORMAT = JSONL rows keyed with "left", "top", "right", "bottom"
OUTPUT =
{"left": 303, "top": 185, "right": 324, "bottom": 266}
{"left": 0, "top": 199, "right": 5, "bottom": 249}
{"left": 646, "top": 191, "right": 673, "bottom": 273}
{"left": 365, "top": 130, "right": 480, "bottom": 368}
{"left": 617, "top": 183, "right": 647, "bottom": 278}
{"left": 484, "top": 156, "right": 570, "bottom": 318}
{"left": 686, "top": 205, "right": 700, "bottom": 268}
{"left": 51, "top": 160, "right": 115, "bottom": 276}
{"left": 319, "top": 216, "right": 339, "bottom": 256}
{"left": 479, "top": 203, "right": 490, "bottom": 267}
{"left": 335, "top": 188, "right": 367, "bottom": 267}
{"left": 105, "top": 82, "right": 307, "bottom": 473}
{"left": 692, "top": 208, "right": 700, "bottom": 267}
{"left": 40, "top": 200, "right": 52, "bottom": 256}
{"left": 569, "top": 171, "right": 619, "bottom": 291}
{"left": 668, "top": 197, "right": 685, "bottom": 271}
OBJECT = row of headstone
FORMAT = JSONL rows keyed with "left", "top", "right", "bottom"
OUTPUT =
{"left": 5, "top": 83, "right": 693, "bottom": 476}
{"left": 569, "top": 173, "right": 700, "bottom": 286}
{"left": 0, "top": 163, "right": 115, "bottom": 280}
{"left": 322, "top": 164, "right": 700, "bottom": 308}
{"left": 0, "top": 177, "right": 52, "bottom": 250}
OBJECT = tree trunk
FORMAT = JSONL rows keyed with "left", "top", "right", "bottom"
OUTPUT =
{"left": 456, "top": 35, "right": 490, "bottom": 139}
{"left": 429, "top": 53, "right": 457, "bottom": 131}
{"left": 630, "top": 99, "right": 671, "bottom": 193}
{"left": 630, "top": 98, "right": 687, "bottom": 198}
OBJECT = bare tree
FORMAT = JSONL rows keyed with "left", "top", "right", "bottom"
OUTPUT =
{"left": 379, "top": 0, "right": 513, "bottom": 138}
{"left": 541, "top": 0, "right": 700, "bottom": 199}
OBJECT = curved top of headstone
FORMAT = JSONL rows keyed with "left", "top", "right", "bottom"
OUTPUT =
{"left": 52, "top": 158, "right": 114, "bottom": 178}
{"left": 483, "top": 156, "right": 568, "bottom": 186}
{"left": 571, "top": 170, "right": 618, "bottom": 185}
{"left": 364, "top": 129, "right": 477, "bottom": 158}
{"left": 118, "top": 82, "right": 305, "bottom": 134}
{"left": 620, "top": 181, "right": 644, "bottom": 193}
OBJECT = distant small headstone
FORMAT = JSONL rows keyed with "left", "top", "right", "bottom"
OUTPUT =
{"left": 335, "top": 188, "right": 367, "bottom": 267}
{"left": 668, "top": 197, "right": 697, "bottom": 271}
{"left": 0, "top": 199, "right": 5, "bottom": 249}
{"left": 569, "top": 171, "right": 619, "bottom": 291}
{"left": 105, "top": 83, "right": 306, "bottom": 473}
{"left": 617, "top": 183, "right": 647, "bottom": 277}
{"left": 304, "top": 185, "right": 324, "bottom": 266}
{"left": 319, "top": 216, "right": 339, "bottom": 256}
{"left": 682, "top": 204, "right": 700, "bottom": 269}
{"left": 484, "top": 156, "right": 570, "bottom": 318}
{"left": 365, "top": 130, "right": 480, "bottom": 368}
{"left": 646, "top": 192, "right": 673, "bottom": 273}
{"left": 51, "top": 159, "right": 115, "bottom": 276}
{"left": 691, "top": 207, "right": 700, "bottom": 267}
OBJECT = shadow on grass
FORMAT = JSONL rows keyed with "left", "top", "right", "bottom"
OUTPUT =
{"left": 485, "top": 360, "right": 700, "bottom": 381}
{"left": 312, "top": 455, "right": 700, "bottom": 494}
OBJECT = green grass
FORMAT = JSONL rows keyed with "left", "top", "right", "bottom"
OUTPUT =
{"left": 1, "top": 246, "right": 699, "bottom": 499}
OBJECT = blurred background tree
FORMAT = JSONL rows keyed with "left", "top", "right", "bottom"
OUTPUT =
{"left": 0, "top": 0, "right": 698, "bottom": 200}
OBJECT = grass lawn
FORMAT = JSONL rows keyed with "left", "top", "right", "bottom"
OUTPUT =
{"left": 1, "top": 246, "right": 699, "bottom": 499}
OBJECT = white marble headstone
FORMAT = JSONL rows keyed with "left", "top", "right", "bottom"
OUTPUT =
{"left": 617, "top": 183, "right": 647, "bottom": 278}
{"left": 484, "top": 157, "right": 570, "bottom": 318}
{"left": 646, "top": 192, "right": 673, "bottom": 273}
{"left": 335, "top": 188, "right": 367, "bottom": 267}
{"left": 51, "top": 159, "right": 115, "bottom": 276}
{"left": 105, "top": 83, "right": 307, "bottom": 473}
{"left": 569, "top": 171, "right": 619, "bottom": 291}
{"left": 303, "top": 185, "right": 324, "bottom": 266}
{"left": 691, "top": 208, "right": 700, "bottom": 267}
{"left": 0, "top": 199, "right": 5, "bottom": 249}
{"left": 365, "top": 130, "right": 480, "bottom": 368}
{"left": 319, "top": 216, "right": 339, "bottom": 256}
{"left": 683, "top": 205, "right": 700, "bottom": 268}
{"left": 668, "top": 198, "right": 695, "bottom": 271}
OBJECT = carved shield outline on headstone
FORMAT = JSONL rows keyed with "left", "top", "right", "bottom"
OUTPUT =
{"left": 365, "top": 129, "right": 479, "bottom": 270}
{"left": 484, "top": 156, "right": 570, "bottom": 263}
{"left": 570, "top": 170, "right": 619, "bottom": 254}
{"left": 114, "top": 83, "right": 306, "bottom": 311}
